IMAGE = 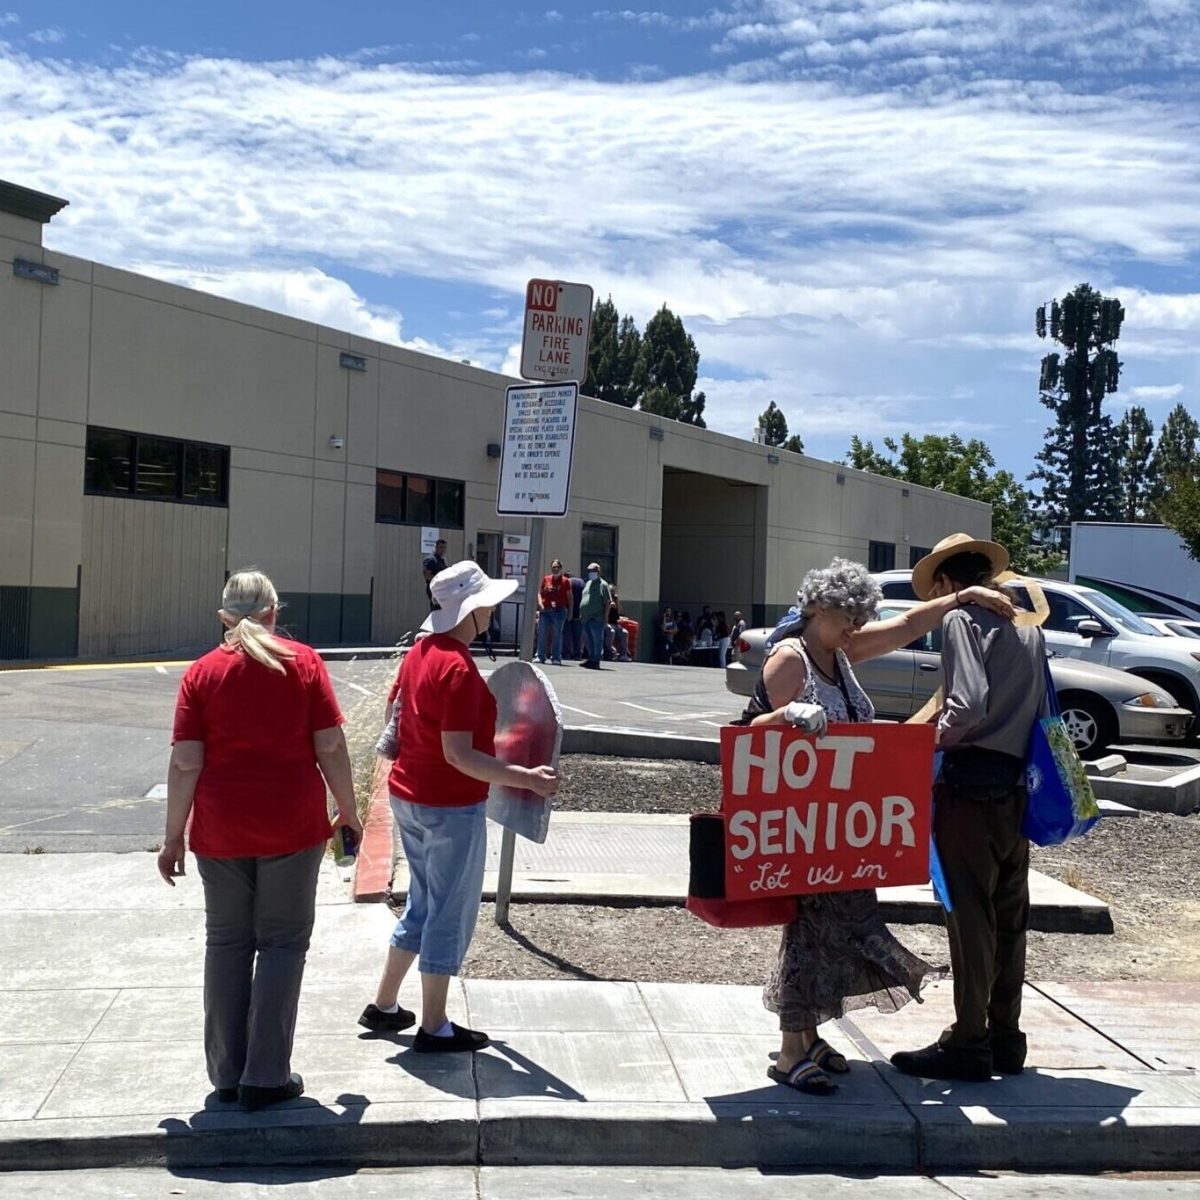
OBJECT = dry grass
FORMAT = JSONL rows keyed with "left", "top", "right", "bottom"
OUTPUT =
{"left": 338, "top": 651, "right": 404, "bottom": 822}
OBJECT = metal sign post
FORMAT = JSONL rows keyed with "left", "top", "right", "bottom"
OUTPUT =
{"left": 494, "top": 277, "right": 590, "bottom": 926}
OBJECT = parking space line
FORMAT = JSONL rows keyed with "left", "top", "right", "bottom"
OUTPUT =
{"left": 619, "top": 701, "right": 674, "bottom": 716}
{"left": 154, "top": 666, "right": 168, "bottom": 675}
{"left": 345, "top": 682, "right": 374, "bottom": 697}
{"left": 560, "top": 703, "right": 605, "bottom": 719}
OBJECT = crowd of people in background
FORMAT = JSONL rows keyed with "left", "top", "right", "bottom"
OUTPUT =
{"left": 537, "top": 560, "right": 632, "bottom": 668}
{"left": 659, "top": 605, "right": 743, "bottom": 667}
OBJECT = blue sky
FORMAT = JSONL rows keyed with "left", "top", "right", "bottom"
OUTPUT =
{"left": 3, "top": 1, "right": 1199, "bottom": 479}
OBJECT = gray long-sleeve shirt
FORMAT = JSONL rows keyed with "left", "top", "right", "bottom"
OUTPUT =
{"left": 937, "top": 608, "right": 1047, "bottom": 757}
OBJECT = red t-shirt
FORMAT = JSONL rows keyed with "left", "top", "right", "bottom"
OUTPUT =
{"left": 172, "top": 640, "right": 344, "bottom": 858}
{"left": 387, "top": 635, "right": 496, "bottom": 807}
{"left": 538, "top": 574, "right": 571, "bottom": 611}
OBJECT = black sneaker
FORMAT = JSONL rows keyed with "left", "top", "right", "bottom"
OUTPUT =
{"left": 890, "top": 1042, "right": 992, "bottom": 1082}
{"left": 358, "top": 1002, "right": 417, "bottom": 1033}
{"left": 239, "top": 1072, "right": 304, "bottom": 1111}
{"left": 413, "top": 1022, "right": 490, "bottom": 1053}
{"left": 215, "top": 1087, "right": 239, "bottom": 1103}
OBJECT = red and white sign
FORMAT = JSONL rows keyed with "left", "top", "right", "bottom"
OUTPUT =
{"left": 720, "top": 723, "right": 934, "bottom": 901}
{"left": 520, "top": 279, "right": 594, "bottom": 384}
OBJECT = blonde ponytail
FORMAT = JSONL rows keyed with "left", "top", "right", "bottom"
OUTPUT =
{"left": 219, "top": 569, "right": 296, "bottom": 675}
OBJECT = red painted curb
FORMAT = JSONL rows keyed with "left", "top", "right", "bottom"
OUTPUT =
{"left": 352, "top": 758, "right": 393, "bottom": 903}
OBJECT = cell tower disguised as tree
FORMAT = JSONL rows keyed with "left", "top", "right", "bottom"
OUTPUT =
{"left": 1030, "top": 284, "right": 1124, "bottom": 526}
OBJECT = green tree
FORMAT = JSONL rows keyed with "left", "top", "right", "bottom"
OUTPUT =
{"left": 757, "top": 401, "right": 789, "bottom": 447}
{"left": 634, "top": 304, "right": 705, "bottom": 427}
{"left": 784, "top": 433, "right": 805, "bottom": 454}
{"left": 1149, "top": 402, "right": 1199, "bottom": 516}
{"left": 1030, "top": 283, "right": 1125, "bottom": 526}
{"left": 844, "top": 433, "right": 1060, "bottom": 572}
{"left": 1158, "top": 462, "right": 1200, "bottom": 561}
{"left": 1113, "top": 406, "right": 1157, "bottom": 522}
{"left": 845, "top": 435, "right": 902, "bottom": 477}
{"left": 584, "top": 297, "right": 641, "bottom": 407}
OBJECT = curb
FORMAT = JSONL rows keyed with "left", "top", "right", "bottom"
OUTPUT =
{"left": 352, "top": 760, "right": 393, "bottom": 903}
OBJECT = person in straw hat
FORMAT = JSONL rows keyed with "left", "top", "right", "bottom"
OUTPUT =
{"left": 891, "top": 533, "right": 1047, "bottom": 1083}
{"left": 740, "top": 555, "right": 1014, "bottom": 1096}
{"left": 359, "top": 561, "right": 559, "bottom": 1053}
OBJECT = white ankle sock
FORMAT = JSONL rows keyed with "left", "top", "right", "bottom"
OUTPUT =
{"left": 431, "top": 1019, "right": 454, "bottom": 1037}
{"left": 377, "top": 1002, "right": 399, "bottom": 1014}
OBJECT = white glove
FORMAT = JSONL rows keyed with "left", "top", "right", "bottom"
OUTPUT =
{"left": 784, "top": 701, "right": 827, "bottom": 736}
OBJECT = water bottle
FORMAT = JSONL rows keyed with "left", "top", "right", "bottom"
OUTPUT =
{"left": 332, "top": 824, "right": 359, "bottom": 867}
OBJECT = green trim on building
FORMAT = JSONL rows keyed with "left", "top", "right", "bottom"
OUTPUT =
{"left": 277, "top": 592, "right": 372, "bottom": 646}
{"left": 0, "top": 585, "right": 78, "bottom": 660}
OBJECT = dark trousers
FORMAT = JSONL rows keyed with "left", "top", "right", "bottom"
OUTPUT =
{"left": 195, "top": 844, "right": 324, "bottom": 1089}
{"left": 933, "top": 781, "right": 1030, "bottom": 1055}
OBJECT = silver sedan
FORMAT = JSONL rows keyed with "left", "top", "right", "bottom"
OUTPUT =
{"left": 725, "top": 600, "right": 1192, "bottom": 758}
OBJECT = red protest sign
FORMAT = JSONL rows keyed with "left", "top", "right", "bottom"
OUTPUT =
{"left": 720, "top": 723, "right": 934, "bottom": 901}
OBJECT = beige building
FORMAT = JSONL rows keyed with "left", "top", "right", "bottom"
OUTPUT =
{"left": 0, "top": 180, "right": 990, "bottom": 661}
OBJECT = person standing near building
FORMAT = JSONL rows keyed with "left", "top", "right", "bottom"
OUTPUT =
{"left": 535, "top": 558, "right": 571, "bottom": 666}
{"left": 423, "top": 539, "right": 448, "bottom": 610}
{"left": 729, "top": 611, "right": 746, "bottom": 660}
{"left": 158, "top": 569, "right": 361, "bottom": 1111}
{"left": 565, "top": 569, "right": 585, "bottom": 660}
{"left": 891, "top": 534, "right": 1046, "bottom": 1083}
{"left": 578, "top": 562, "right": 612, "bottom": 670}
{"left": 604, "top": 589, "right": 631, "bottom": 661}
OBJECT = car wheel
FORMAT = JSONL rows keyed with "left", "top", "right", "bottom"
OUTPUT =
{"left": 1058, "top": 695, "right": 1115, "bottom": 760}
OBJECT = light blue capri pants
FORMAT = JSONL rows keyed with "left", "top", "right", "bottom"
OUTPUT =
{"left": 389, "top": 797, "right": 488, "bottom": 976}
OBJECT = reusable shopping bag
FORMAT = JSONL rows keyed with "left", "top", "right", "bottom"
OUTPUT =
{"left": 1021, "top": 659, "right": 1101, "bottom": 846}
{"left": 685, "top": 813, "right": 798, "bottom": 928}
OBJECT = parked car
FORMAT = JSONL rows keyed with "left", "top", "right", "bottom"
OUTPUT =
{"left": 1143, "top": 615, "right": 1200, "bottom": 640}
{"left": 874, "top": 570, "right": 1200, "bottom": 716}
{"left": 724, "top": 601, "right": 1191, "bottom": 758}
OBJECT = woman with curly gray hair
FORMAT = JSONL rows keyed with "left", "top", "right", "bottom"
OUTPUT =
{"left": 738, "top": 556, "right": 1011, "bottom": 1096}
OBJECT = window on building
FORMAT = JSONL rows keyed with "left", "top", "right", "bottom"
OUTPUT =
{"left": 909, "top": 545, "right": 932, "bottom": 569}
{"left": 84, "top": 429, "right": 133, "bottom": 495}
{"left": 374, "top": 471, "right": 465, "bottom": 529}
{"left": 85, "top": 427, "right": 228, "bottom": 506}
{"left": 581, "top": 523, "right": 618, "bottom": 583}
{"left": 868, "top": 540, "right": 896, "bottom": 573}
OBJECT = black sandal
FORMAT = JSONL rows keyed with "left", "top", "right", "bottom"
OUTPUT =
{"left": 809, "top": 1037, "right": 851, "bottom": 1074}
{"left": 767, "top": 1058, "right": 836, "bottom": 1095}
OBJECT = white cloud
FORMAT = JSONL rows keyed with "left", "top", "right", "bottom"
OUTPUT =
{"left": 545, "top": 10, "right": 565, "bottom": 22}
{"left": 1, "top": 46, "right": 1197, "bottom": 471}
{"left": 0, "top": 13, "right": 18, "bottom": 28}
{"left": 1128, "top": 384, "right": 1185, "bottom": 403}
{"left": 27, "top": 27, "right": 65, "bottom": 44}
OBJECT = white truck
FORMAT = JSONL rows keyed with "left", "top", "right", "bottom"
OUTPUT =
{"left": 1070, "top": 522, "right": 1200, "bottom": 620}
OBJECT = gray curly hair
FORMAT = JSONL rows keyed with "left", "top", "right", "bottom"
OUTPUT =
{"left": 799, "top": 557, "right": 881, "bottom": 623}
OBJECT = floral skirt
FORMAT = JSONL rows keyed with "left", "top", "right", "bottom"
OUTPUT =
{"left": 764, "top": 888, "right": 942, "bottom": 1032}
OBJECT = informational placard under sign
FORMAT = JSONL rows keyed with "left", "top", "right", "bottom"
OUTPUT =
{"left": 720, "top": 723, "right": 934, "bottom": 900}
{"left": 497, "top": 383, "right": 577, "bottom": 518}
{"left": 520, "top": 279, "right": 594, "bottom": 384}
{"left": 420, "top": 527, "right": 441, "bottom": 555}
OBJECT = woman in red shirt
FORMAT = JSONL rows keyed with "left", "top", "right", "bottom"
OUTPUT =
{"left": 536, "top": 559, "right": 571, "bottom": 666}
{"left": 157, "top": 569, "right": 362, "bottom": 1111}
{"left": 359, "top": 561, "right": 559, "bottom": 1052}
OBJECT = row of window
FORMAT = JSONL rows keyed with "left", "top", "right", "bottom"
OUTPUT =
{"left": 867, "top": 542, "right": 933, "bottom": 573}
{"left": 85, "top": 427, "right": 229, "bottom": 506}
{"left": 375, "top": 471, "right": 465, "bottom": 529}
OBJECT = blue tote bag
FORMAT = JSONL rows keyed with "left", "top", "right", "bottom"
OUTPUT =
{"left": 1022, "top": 658, "right": 1101, "bottom": 846}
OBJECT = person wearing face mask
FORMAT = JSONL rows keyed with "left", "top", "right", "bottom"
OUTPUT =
{"left": 738, "top": 557, "right": 1013, "bottom": 1096}
{"left": 359, "top": 562, "right": 559, "bottom": 1052}
{"left": 578, "top": 562, "right": 612, "bottom": 670}
{"left": 536, "top": 558, "right": 571, "bottom": 666}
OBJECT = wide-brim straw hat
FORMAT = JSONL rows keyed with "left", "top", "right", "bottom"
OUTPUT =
{"left": 911, "top": 533, "right": 1010, "bottom": 600}
{"left": 422, "top": 560, "right": 518, "bottom": 634}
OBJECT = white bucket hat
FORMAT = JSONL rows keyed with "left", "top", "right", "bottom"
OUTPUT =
{"left": 422, "top": 560, "right": 518, "bottom": 634}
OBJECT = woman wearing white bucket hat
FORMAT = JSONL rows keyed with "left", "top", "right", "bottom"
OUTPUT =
{"left": 359, "top": 562, "right": 560, "bottom": 1052}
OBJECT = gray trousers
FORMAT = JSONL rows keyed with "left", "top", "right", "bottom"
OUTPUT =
{"left": 195, "top": 844, "right": 324, "bottom": 1089}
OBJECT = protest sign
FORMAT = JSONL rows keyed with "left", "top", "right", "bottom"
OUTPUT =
{"left": 720, "top": 723, "right": 934, "bottom": 901}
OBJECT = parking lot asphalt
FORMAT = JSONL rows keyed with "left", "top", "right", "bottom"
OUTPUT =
{"left": 0, "top": 657, "right": 738, "bottom": 853}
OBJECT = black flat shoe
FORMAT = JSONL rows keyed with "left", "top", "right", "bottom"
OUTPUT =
{"left": 358, "top": 1002, "right": 417, "bottom": 1033}
{"left": 215, "top": 1087, "right": 239, "bottom": 1103}
{"left": 413, "top": 1023, "right": 490, "bottom": 1053}
{"left": 239, "top": 1072, "right": 304, "bottom": 1111}
{"left": 890, "top": 1043, "right": 991, "bottom": 1082}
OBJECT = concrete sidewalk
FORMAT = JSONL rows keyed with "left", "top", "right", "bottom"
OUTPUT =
{"left": 1, "top": 853, "right": 1197, "bottom": 1174}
